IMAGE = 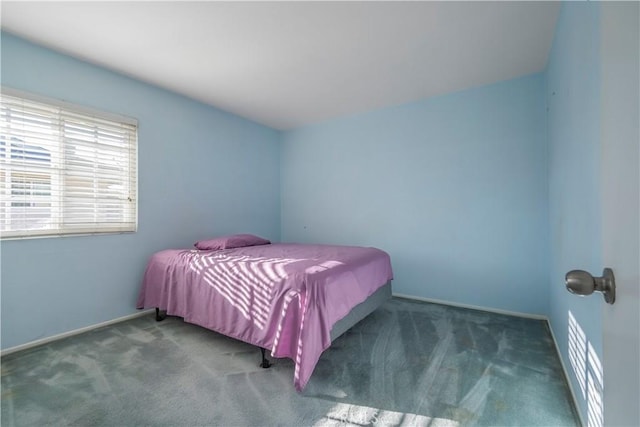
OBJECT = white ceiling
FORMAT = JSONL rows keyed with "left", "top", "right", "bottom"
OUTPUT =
{"left": 1, "top": 1, "right": 559, "bottom": 130}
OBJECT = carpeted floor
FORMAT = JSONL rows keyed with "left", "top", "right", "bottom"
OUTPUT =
{"left": 1, "top": 297, "right": 580, "bottom": 426}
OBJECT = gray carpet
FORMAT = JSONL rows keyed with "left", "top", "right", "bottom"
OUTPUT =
{"left": 1, "top": 297, "right": 580, "bottom": 426}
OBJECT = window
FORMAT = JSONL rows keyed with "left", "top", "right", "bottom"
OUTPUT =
{"left": 0, "top": 88, "right": 137, "bottom": 239}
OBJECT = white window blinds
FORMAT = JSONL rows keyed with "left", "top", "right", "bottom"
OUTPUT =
{"left": 0, "top": 88, "right": 137, "bottom": 239}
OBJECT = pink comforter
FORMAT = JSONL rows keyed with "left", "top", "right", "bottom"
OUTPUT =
{"left": 136, "top": 243, "right": 393, "bottom": 391}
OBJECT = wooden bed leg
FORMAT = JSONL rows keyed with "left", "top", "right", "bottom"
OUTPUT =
{"left": 155, "top": 308, "right": 167, "bottom": 322}
{"left": 260, "top": 348, "right": 271, "bottom": 368}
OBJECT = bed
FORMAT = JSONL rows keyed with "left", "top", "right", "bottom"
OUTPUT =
{"left": 136, "top": 235, "right": 394, "bottom": 391}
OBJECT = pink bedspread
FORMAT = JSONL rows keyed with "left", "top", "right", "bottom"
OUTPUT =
{"left": 136, "top": 243, "right": 393, "bottom": 390}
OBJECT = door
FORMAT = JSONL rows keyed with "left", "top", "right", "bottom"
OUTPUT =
{"left": 600, "top": 3, "right": 639, "bottom": 426}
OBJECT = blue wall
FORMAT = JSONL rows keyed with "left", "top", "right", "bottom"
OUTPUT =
{"left": 546, "top": 2, "right": 603, "bottom": 422}
{"left": 281, "top": 74, "right": 549, "bottom": 315}
{"left": 0, "top": 33, "right": 281, "bottom": 350}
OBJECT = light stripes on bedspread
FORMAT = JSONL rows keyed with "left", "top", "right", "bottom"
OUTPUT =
{"left": 188, "top": 251, "right": 299, "bottom": 330}
{"left": 189, "top": 249, "right": 315, "bottom": 389}
{"left": 271, "top": 289, "right": 308, "bottom": 388}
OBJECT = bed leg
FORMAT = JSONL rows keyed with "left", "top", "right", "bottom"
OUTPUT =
{"left": 260, "top": 348, "right": 271, "bottom": 368}
{"left": 155, "top": 308, "right": 167, "bottom": 322}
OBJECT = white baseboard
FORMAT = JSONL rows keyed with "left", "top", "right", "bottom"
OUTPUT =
{"left": 1, "top": 309, "right": 155, "bottom": 357}
{"left": 392, "top": 292, "right": 548, "bottom": 320}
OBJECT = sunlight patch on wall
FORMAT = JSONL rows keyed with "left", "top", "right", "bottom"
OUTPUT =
{"left": 586, "top": 342, "right": 603, "bottom": 427}
{"left": 568, "top": 311, "right": 588, "bottom": 397}
{"left": 568, "top": 310, "right": 604, "bottom": 427}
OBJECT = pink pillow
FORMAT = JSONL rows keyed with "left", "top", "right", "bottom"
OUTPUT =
{"left": 194, "top": 234, "right": 271, "bottom": 251}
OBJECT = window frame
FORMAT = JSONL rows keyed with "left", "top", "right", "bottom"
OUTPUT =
{"left": 0, "top": 87, "right": 138, "bottom": 240}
